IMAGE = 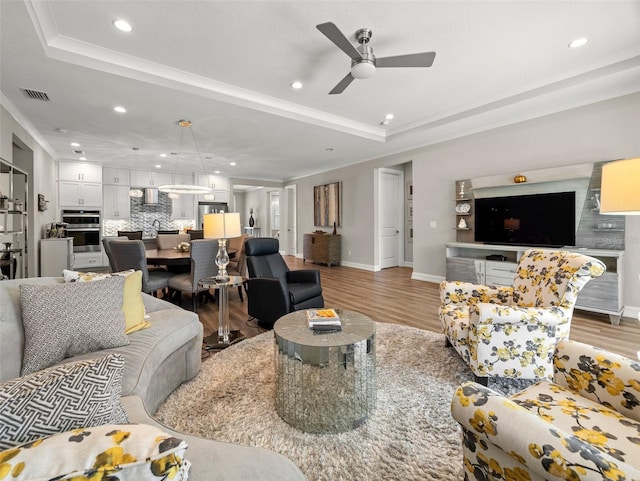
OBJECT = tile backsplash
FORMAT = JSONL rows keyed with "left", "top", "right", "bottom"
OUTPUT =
{"left": 103, "top": 192, "right": 195, "bottom": 238}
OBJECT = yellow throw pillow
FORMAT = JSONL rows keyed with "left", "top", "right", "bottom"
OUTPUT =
{"left": 62, "top": 269, "right": 150, "bottom": 334}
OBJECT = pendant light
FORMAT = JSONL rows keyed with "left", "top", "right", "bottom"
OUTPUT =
{"left": 158, "top": 119, "right": 213, "bottom": 195}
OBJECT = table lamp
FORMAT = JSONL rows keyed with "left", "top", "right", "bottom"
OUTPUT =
{"left": 600, "top": 158, "right": 640, "bottom": 215}
{"left": 203, "top": 212, "right": 241, "bottom": 281}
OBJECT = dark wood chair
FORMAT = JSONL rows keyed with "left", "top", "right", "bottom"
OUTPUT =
{"left": 118, "top": 230, "right": 143, "bottom": 240}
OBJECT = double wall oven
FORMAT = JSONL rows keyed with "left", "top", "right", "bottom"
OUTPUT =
{"left": 61, "top": 209, "right": 101, "bottom": 253}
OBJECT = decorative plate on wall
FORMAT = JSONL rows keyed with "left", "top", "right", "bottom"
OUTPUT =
{"left": 455, "top": 203, "right": 470, "bottom": 214}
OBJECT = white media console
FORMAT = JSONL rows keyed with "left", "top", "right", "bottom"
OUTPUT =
{"left": 445, "top": 242, "right": 624, "bottom": 325}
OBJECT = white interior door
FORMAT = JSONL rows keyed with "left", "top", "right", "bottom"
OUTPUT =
{"left": 379, "top": 169, "right": 403, "bottom": 269}
{"left": 286, "top": 185, "right": 297, "bottom": 256}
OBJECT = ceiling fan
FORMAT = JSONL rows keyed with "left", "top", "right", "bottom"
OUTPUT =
{"left": 316, "top": 22, "right": 436, "bottom": 95}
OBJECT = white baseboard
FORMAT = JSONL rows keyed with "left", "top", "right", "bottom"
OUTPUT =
{"left": 402, "top": 261, "right": 414, "bottom": 268}
{"left": 623, "top": 305, "right": 640, "bottom": 321}
{"left": 340, "top": 261, "right": 377, "bottom": 271}
{"left": 411, "top": 272, "right": 445, "bottom": 284}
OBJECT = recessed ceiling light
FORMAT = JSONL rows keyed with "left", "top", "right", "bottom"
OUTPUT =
{"left": 79, "top": 157, "right": 87, "bottom": 161}
{"left": 214, "top": 170, "right": 221, "bottom": 174}
{"left": 380, "top": 120, "right": 390, "bottom": 126}
{"left": 385, "top": 113, "right": 394, "bottom": 120}
{"left": 113, "top": 106, "right": 127, "bottom": 113}
{"left": 230, "top": 162, "right": 237, "bottom": 166}
{"left": 155, "top": 164, "right": 162, "bottom": 169}
{"left": 569, "top": 37, "right": 588, "bottom": 48}
{"left": 291, "top": 81, "right": 303, "bottom": 89}
{"left": 160, "top": 153, "right": 167, "bottom": 158}
{"left": 113, "top": 19, "right": 132, "bottom": 32}
{"left": 70, "top": 142, "right": 80, "bottom": 147}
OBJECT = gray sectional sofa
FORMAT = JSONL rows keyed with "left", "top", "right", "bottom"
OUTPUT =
{"left": 0, "top": 277, "right": 305, "bottom": 481}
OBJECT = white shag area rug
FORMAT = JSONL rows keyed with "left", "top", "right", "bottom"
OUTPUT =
{"left": 155, "top": 322, "right": 519, "bottom": 481}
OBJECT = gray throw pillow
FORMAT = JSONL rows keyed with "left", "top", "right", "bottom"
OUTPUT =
{"left": 0, "top": 353, "right": 128, "bottom": 450}
{"left": 20, "top": 276, "right": 129, "bottom": 375}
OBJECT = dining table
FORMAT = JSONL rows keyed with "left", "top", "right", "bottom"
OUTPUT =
{"left": 146, "top": 248, "right": 237, "bottom": 266}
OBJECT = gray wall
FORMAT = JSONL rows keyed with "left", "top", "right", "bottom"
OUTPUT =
{"left": 1, "top": 104, "right": 58, "bottom": 276}
{"left": 288, "top": 92, "right": 640, "bottom": 316}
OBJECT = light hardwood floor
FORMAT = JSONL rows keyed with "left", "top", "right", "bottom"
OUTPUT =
{"left": 191, "top": 256, "right": 640, "bottom": 360}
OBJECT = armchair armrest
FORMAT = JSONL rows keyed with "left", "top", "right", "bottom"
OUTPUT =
{"left": 286, "top": 269, "right": 321, "bottom": 285}
{"left": 451, "top": 381, "right": 638, "bottom": 481}
{"left": 554, "top": 339, "right": 640, "bottom": 421}
{"left": 439, "top": 280, "right": 512, "bottom": 306}
{"left": 471, "top": 303, "right": 571, "bottom": 327}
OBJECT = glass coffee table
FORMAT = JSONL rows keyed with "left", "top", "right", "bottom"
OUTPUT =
{"left": 273, "top": 309, "right": 376, "bottom": 433}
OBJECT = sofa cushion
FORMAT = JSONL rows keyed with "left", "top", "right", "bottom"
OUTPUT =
{"left": 0, "top": 423, "right": 190, "bottom": 481}
{"left": 0, "top": 354, "right": 128, "bottom": 450}
{"left": 511, "top": 380, "right": 639, "bottom": 465}
{"left": 20, "top": 276, "right": 129, "bottom": 375}
{"left": 62, "top": 269, "right": 150, "bottom": 334}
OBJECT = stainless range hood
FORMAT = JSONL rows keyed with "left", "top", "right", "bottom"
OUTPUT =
{"left": 143, "top": 188, "right": 159, "bottom": 204}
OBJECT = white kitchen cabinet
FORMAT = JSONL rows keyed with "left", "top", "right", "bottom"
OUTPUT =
{"left": 73, "top": 252, "right": 105, "bottom": 269}
{"left": 131, "top": 170, "right": 172, "bottom": 187}
{"left": 59, "top": 162, "right": 102, "bottom": 182}
{"left": 197, "top": 174, "right": 228, "bottom": 191}
{"left": 196, "top": 174, "right": 229, "bottom": 203}
{"left": 40, "top": 237, "right": 73, "bottom": 277}
{"left": 171, "top": 194, "right": 195, "bottom": 220}
{"left": 103, "top": 184, "right": 131, "bottom": 219}
{"left": 173, "top": 173, "right": 194, "bottom": 185}
{"left": 103, "top": 167, "right": 130, "bottom": 185}
{"left": 59, "top": 181, "right": 103, "bottom": 206}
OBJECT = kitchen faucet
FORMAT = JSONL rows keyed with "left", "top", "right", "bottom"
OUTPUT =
{"left": 152, "top": 219, "right": 161, "bottom": 231}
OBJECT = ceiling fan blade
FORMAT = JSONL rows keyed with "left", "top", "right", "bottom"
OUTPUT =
{"left": 316, "top": 22, "right": 362, "bottom": 61}
{"left": 376, "top": 52, "right": 436, "bottom": 68}
{"left": 329, "top": 73, "right": 355, "bottom": 95}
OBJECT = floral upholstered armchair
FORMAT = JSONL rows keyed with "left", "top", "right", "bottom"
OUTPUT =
{"left": 451, "top": 339, "right": 640, "bottom": 481}
{"left": 439, "top": 249, "right": 605, "bottom": 383}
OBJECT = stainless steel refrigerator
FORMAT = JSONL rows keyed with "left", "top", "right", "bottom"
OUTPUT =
{"left": 197, "top": 202, "right": 229, "bottom": 229}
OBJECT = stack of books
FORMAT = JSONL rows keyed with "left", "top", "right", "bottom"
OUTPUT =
{"left": 306, "top": 309, "right": 342, "bottom": 331}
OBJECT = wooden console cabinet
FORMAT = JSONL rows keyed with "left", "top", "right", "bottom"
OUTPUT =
{"left": 445, "top": 242, "right": 624, "bottom": 325}
{"left": 303, "top": 233, "right": 341, "bottom": 267}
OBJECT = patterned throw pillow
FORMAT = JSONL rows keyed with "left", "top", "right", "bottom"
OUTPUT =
{"left": 0, "top": 354, "right": 128, "bottom": 450}
{"left": 20, "top": 276, "right": 130, "bottom": 375}
{"left": 0, "top": 423, "right": 190, "bottom": 481}
{"left": 62, "top": 269, "right": 150, "bottom": 334}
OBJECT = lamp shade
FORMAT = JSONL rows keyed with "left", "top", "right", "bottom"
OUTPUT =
{"left": 203, "top": 212, "right": 242, "bottom": 239}
{"left": 600, "top": 158, "right": 640, "bottom": 215}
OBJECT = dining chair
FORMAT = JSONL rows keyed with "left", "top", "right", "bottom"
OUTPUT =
{"left": 189, "top": 230, "right": 204, "bottom": 240}
{"left": 117, "top": 230, "right": 143, "bottom": 240}
{"left": 168, "top": 239, "right": 218, "bottom": 311}
{"left": 109, "top": 240, "right": 174, "bottom": 297}
{"left": 156, "top": 233, "right": 191, "bottom": 250}
{"left": 157, "top": 230, "right": 179, "bottom": 234}
{"left": 227, "top": 234, "right": 248, "bottom": 302}
{"left": 102, "top": 236, "right": 127, "bottom": 272}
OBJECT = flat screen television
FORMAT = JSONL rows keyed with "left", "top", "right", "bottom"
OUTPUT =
{"left": 474, "top": 191, "right": 576, "bottom": 247}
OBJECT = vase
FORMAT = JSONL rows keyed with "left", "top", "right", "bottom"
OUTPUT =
{"left": 249, "top": 214, "right": 255, "bottom": 227}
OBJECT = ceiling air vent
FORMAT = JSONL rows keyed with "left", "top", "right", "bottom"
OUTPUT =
{"left": 20, "top": 88, "right": 50, "bottom": 101}
{"left": 73, "top": 150, "right": 85, "bottom": 155}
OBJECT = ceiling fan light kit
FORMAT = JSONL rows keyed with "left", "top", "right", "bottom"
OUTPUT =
{"left": 316, "top": 22, "right": 436, "bottom": 94}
